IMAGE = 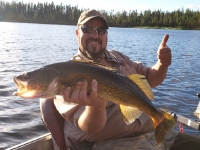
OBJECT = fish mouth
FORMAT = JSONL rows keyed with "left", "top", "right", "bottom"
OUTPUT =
{"left": 13, "top": 77, "right": 26, "bottom": 92}
{"left": 13, "top": 77, "right": 32, "bottom": 98}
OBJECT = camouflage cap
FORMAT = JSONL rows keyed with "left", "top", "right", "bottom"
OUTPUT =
{"left": 77, "top": 9, "right": 108, "bottom": 29}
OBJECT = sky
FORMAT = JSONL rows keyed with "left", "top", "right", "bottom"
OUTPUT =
{"left": 5, "top": 0, "right": 200, "bottom": 12}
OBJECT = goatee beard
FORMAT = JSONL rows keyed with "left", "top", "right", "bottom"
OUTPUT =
{"left": 85, "top": 48, "right": 105, "bottom": 60}
{"left": 83, "top": 38, "right": 106, "bottom": 60}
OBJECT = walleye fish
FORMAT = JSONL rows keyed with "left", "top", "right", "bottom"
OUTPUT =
{"left": 13, "top": 60, "right": 176, "bottom": 144}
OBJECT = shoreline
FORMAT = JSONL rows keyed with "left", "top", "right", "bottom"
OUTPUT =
{"left": 1, "top": 20, "right": 200, "bottom": 30}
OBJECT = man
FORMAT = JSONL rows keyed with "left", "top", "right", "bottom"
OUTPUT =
{"left": 40, "top": 9, "right": 200, "bottom": 150}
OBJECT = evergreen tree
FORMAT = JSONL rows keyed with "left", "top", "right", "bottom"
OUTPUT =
{"left": 0, "top": 0, "right": 199, "bottom": 29}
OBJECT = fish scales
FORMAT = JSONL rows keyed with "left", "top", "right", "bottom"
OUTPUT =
{"left": 13, "top": 60, "right": 176, "bottom": 144}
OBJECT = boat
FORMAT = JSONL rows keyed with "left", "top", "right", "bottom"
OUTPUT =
{"left": 6, "top": 109, "right": 200, "bottom": 150}
{"left": 6, "top": 133, "right": 54, "bottom": 150}
{"left": 6, "top": 94, "right": 200, "bottom": 150}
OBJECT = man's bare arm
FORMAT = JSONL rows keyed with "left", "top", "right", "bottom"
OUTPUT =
{"left": 147, "top": 34, "right": 172, "bottom": 88}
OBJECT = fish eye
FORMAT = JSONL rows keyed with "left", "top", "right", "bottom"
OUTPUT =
{"left": 24, "top": 72, "right": 30, "bottom": 79}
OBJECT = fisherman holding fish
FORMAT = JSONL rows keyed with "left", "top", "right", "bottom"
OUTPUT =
{"left": 14, "top": 9, "right": 200, "bottom": 150}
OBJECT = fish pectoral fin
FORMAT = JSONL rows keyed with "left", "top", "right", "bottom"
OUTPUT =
{"left": 71, "top": 59, "right": 117, "bottom": 72}
{"left": 120, "top": 105, "right": 142, "bottom": 125}
{"left": 127, "top": 74, "right": 154, "bottom": 101}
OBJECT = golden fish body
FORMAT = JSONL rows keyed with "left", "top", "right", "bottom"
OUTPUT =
{"left": 13, "top": 60, "right": 176, "bottom": 144}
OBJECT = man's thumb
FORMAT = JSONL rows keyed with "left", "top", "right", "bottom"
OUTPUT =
{"left": 160, "top": 34, "right": 169, "bottom": 47}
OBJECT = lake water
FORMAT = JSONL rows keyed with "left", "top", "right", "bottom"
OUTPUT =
{"left": 0, "top": 22, "right": 200, "bottom": 149}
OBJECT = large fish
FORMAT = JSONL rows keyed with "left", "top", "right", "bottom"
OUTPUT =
{"left": 13, "top": 60, "right": 176, "bottom": 144}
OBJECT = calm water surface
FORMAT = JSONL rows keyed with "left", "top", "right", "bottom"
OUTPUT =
{"left": 0, "top": 22, "right": 200, "bottom": 149}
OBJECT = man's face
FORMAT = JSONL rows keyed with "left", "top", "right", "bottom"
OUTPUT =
{"left": 76, "top": 18, "right": 108, "bottom": 60}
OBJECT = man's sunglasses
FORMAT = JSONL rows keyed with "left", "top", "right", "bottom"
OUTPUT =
{"left": 80, "top": 26, "right": 107, "bottom": 35}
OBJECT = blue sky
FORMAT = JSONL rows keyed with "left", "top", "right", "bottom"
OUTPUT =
{"left": 6, "top": 0, "right": 200, "bottom": 12}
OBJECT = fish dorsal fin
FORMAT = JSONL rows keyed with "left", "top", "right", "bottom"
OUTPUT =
{"left": 120, "top": 105, "right": 142, "bottom": 125}
{"left": 71, "top": 59, "right": 117, "bottom": 72}
{"left": 127, "top": 74, "right": 154, "bottom": 101}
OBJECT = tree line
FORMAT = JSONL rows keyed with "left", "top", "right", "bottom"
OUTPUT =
{"left": 0, "top": 1, "right": 200, "bottom": 29}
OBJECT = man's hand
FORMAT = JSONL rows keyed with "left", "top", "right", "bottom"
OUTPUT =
{"left": 157, "top": 34, "right": 172, "bottom": 67}
{"left": 63, "top": 79, "right": 106, "bottom": 134}
{"left": 63, "top": 79, "right": 106, "bottom": 108}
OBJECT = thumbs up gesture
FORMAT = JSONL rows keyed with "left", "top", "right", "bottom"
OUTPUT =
{"left": 157, "top": 34, "right": 172, "bottom": 67}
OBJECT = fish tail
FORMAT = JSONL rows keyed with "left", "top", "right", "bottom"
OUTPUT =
{"left": 153, "top": 110, "right": 176, "bottom": 144}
